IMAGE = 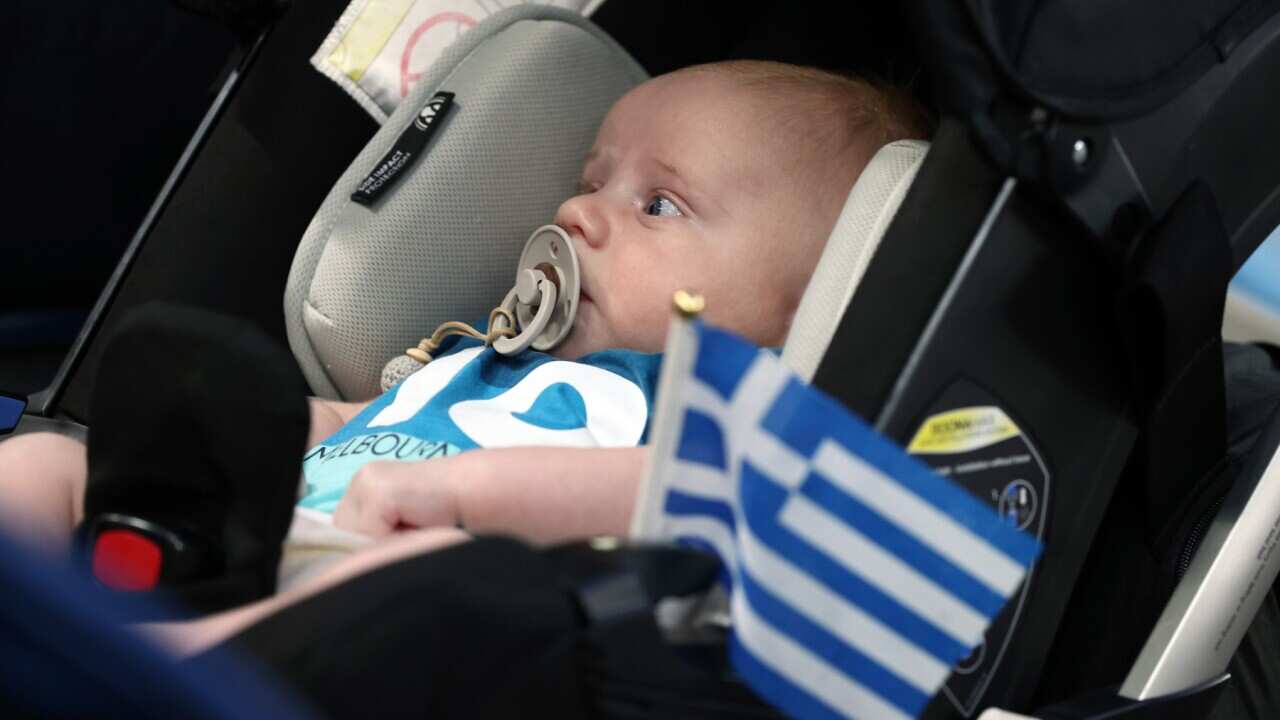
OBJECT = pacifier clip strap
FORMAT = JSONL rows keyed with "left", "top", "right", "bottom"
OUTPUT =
{"left": 405, "top": 306, "right": 517, "bottom": 364}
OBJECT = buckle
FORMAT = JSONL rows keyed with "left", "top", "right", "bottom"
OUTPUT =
{"left": 79, "top": 513, "right": 220, "bottom": 592}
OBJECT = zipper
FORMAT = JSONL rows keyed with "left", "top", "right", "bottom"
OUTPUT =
{"left": 1176, "top": 493, "right": 1226, "bottom": 580}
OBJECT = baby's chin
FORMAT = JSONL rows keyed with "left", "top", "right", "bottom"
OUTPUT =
{"left": 547, "top": 305, "right": 663, "bottom": 358}
{"left": 549, "top": 299, "right": 612, "bottom": 359}
{"left": 553, "top": 330, "right": 667, "bottom": 359}
{"left": 549, "top": 328, "right": 607, "bottom": 360}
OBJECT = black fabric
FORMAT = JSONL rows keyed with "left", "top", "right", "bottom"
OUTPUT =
{"left": 214, "top": 537, "right": 774, "bottom": 719}
{"left": 592, "top": 1, "right": 925, "bottom": 95}
{"left": 0, "top": 1, "right": 234, "bottom": 317}
{"left": 171, "top": 0, "right": 287, "bottom": 40}
{"left": 1118, "top": 182, "right": 1233, "bottom": 531}
{"left": 82, "top": 302, "right": 309, "bottom": 618}
{"left": 1035, "top": 677, "right": 1231, "bottom": 720}
{"left": 911, "top": 0, "right": 1280, "bottom": 121}
{"left": 812, "top": 119, "right": 1006, "bottom": 420}
{"left": 58, "top": 0, "right": 378, "bottom": 423}
{"left": 215, "top": 536, "right": 589, "bottom": 720}
{"left": 984, "top": 0, "right": 1241, "bottom": 115}
{"left": 902, "top": 0, "right": 1280, "bottom": 249}
{"left": 580, "top": 617, "right": 784, "bottom": 719}
{"left": 1033, "top": 342, "right": 1280, "bottom": 718}
{"left": 900, "top": 3, "right": 998, "bottom": 151}
{"left": 0, "top": 0, "right": 235, "bottom": 395}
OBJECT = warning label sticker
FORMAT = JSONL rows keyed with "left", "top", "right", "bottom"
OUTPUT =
{"left": 905, "top": 385, "right": 1050, "bottom": 718}
{"left": 906, "top": 406, "right": 1020, "bottom": 455}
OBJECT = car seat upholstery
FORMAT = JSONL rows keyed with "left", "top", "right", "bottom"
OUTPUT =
{"left": 783, "top": 139, "right": 928, "bottom": 381}
{"left": 13, "top": 2, "right": 1278, "bottom": 717}
{"left": 284, "top": 6, "right": 647, "bottom": 401}
{"left": 284, "top": 5, "right": 930, "bottom": 400}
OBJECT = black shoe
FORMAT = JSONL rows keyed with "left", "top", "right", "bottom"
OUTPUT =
{"left": 78, "top": 301, "right": 310, "bottom": 618}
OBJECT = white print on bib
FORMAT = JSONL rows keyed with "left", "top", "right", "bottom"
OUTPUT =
{"left": 368, "top": 346, "right": 485, "bottom": 427}
{"left": 368, "top": 347, "right": 646, "bottom": 447}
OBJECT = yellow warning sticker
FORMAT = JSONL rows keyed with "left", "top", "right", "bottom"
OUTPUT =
{"left": 907, "top": 406, "right": 1021, "bottom": 455}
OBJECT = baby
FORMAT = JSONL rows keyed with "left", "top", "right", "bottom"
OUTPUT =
{"left": 0, "top": 60, "right": 928, "bottom": 647}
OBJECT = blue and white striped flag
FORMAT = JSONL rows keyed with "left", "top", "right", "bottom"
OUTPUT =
{"left": 632, "top": 318, "right": 1042, "bottom": 720}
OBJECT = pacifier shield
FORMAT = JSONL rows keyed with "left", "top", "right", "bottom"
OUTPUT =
{"left": 515, "top": 225, "right": 580, "bottom": 351}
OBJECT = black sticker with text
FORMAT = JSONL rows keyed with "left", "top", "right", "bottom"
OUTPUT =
{"left": 907, "top": 379, "right": 1050, "bottom": 719}
{"left": 351, "top": 91, "right": 455, "bottom": 206}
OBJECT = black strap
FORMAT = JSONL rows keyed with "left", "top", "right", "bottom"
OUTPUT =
{"left": 211, "top": 538, "right": 746, "bottom": 719}
{"left": 80, "top": 302, "right": 310, "bottom": 619}
{"left": 1116, "top": 181, "right": 1233, "bottom": 536}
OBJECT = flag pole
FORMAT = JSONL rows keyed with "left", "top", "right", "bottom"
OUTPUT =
{"left": 629, "top": 291, "right": 704, "bottom": 539}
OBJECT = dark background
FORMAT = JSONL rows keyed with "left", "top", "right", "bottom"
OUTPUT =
{"left": 0, "top": 1, "right": 236, "bottom": 391}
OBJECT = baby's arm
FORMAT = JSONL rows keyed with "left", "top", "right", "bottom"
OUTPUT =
{"left": 458, "top": 446, "right": 647, "bottom": 541}
{"left": 306, "top": 397, "right": 372, "bottom": 448}
{"left": 333, "top": 446, "right": 648, "bottom": 543}
{"left": 143, "top": 445, "right": 640, "bottom": 657}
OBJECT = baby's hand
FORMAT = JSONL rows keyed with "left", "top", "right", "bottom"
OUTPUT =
{"left": 332, "top": 456, "right": 474, "bottom": 538}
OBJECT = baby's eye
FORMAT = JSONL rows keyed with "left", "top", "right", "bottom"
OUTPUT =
{"left": 576, "top": 179, "right": 598, "bottom": 195}
{"left": 644, "top": 194, "right": 683, "bottom": 218}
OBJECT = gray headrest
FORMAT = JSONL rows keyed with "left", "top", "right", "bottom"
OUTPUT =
{"left": 284, "top": 5, "right": 647, "bottom": 400}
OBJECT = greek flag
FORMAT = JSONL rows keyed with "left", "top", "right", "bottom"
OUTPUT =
{"left": 632, "top": 320, "right": 1041, "bottom": 720}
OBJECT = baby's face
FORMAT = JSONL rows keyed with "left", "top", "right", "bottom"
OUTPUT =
{"left": 551, "top": 71, "right": 832, "bottom": 359}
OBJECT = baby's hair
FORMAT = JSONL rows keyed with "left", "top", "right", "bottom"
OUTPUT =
{"left": 670, "top": 60, "right": 931, "bottom": 186}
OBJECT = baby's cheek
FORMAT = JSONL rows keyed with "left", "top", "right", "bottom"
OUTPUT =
{"left": 620, "top": 277, "right": 679, "bottom": 351}
{"left": 713, "top": 278, "right": 791, "bottom": 346}
{"left": 633, "top": 293, "right": 677, "bottom": 350}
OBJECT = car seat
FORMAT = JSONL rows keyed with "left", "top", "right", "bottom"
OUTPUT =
{"left": 4, "top": 1, "right": 1280, "bottom": 719}
{"left": 218, "top": 3, "right": 1280, "bottom": 718}
{"left": 258, "top": 3, "right": 1280, "bottom": 719}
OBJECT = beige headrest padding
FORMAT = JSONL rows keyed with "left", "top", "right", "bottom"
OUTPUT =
{"left": 781, "top": 139, "right": 930, "bottom": 382}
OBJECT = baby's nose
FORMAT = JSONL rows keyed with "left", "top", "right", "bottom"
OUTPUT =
{"left": 554, "top": 194, "right": 606, "bottom": 250}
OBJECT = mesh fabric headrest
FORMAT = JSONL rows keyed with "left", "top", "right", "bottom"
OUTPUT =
{"left": 284, "top": 6, "right": 647, "bottom": 400}
{"left": 782, "top": 140, "right": 930, "bottom": 381}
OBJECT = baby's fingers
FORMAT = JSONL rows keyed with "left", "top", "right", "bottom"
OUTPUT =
{"left": 332, "top": 465, "right": 403, "bottom": 538}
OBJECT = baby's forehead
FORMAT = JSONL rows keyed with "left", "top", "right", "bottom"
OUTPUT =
{"left": 609, "top": 73, "right": 764, "bottom": 136}
{"left": 594, "top": 79, "right": 777, "bottom": 184}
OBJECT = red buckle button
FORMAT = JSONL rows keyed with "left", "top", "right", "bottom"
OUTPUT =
{"left": 91, "top": 529, "right": 162, "bottom": 591}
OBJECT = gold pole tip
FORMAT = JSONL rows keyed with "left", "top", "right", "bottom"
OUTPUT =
{"left": 672, "top": 290, "right": 705, "bottom": 318}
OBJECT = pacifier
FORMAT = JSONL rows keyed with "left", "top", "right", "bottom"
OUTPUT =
{"left": 380, "top": 225, "right": 581, "bottom": 391}
{"left": 492, "top": 224, "right": 581, "bottom": 354}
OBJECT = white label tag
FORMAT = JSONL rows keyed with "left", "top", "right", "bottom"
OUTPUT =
{"left": 312, "top": 0, "right": 605, "bottom": 124}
